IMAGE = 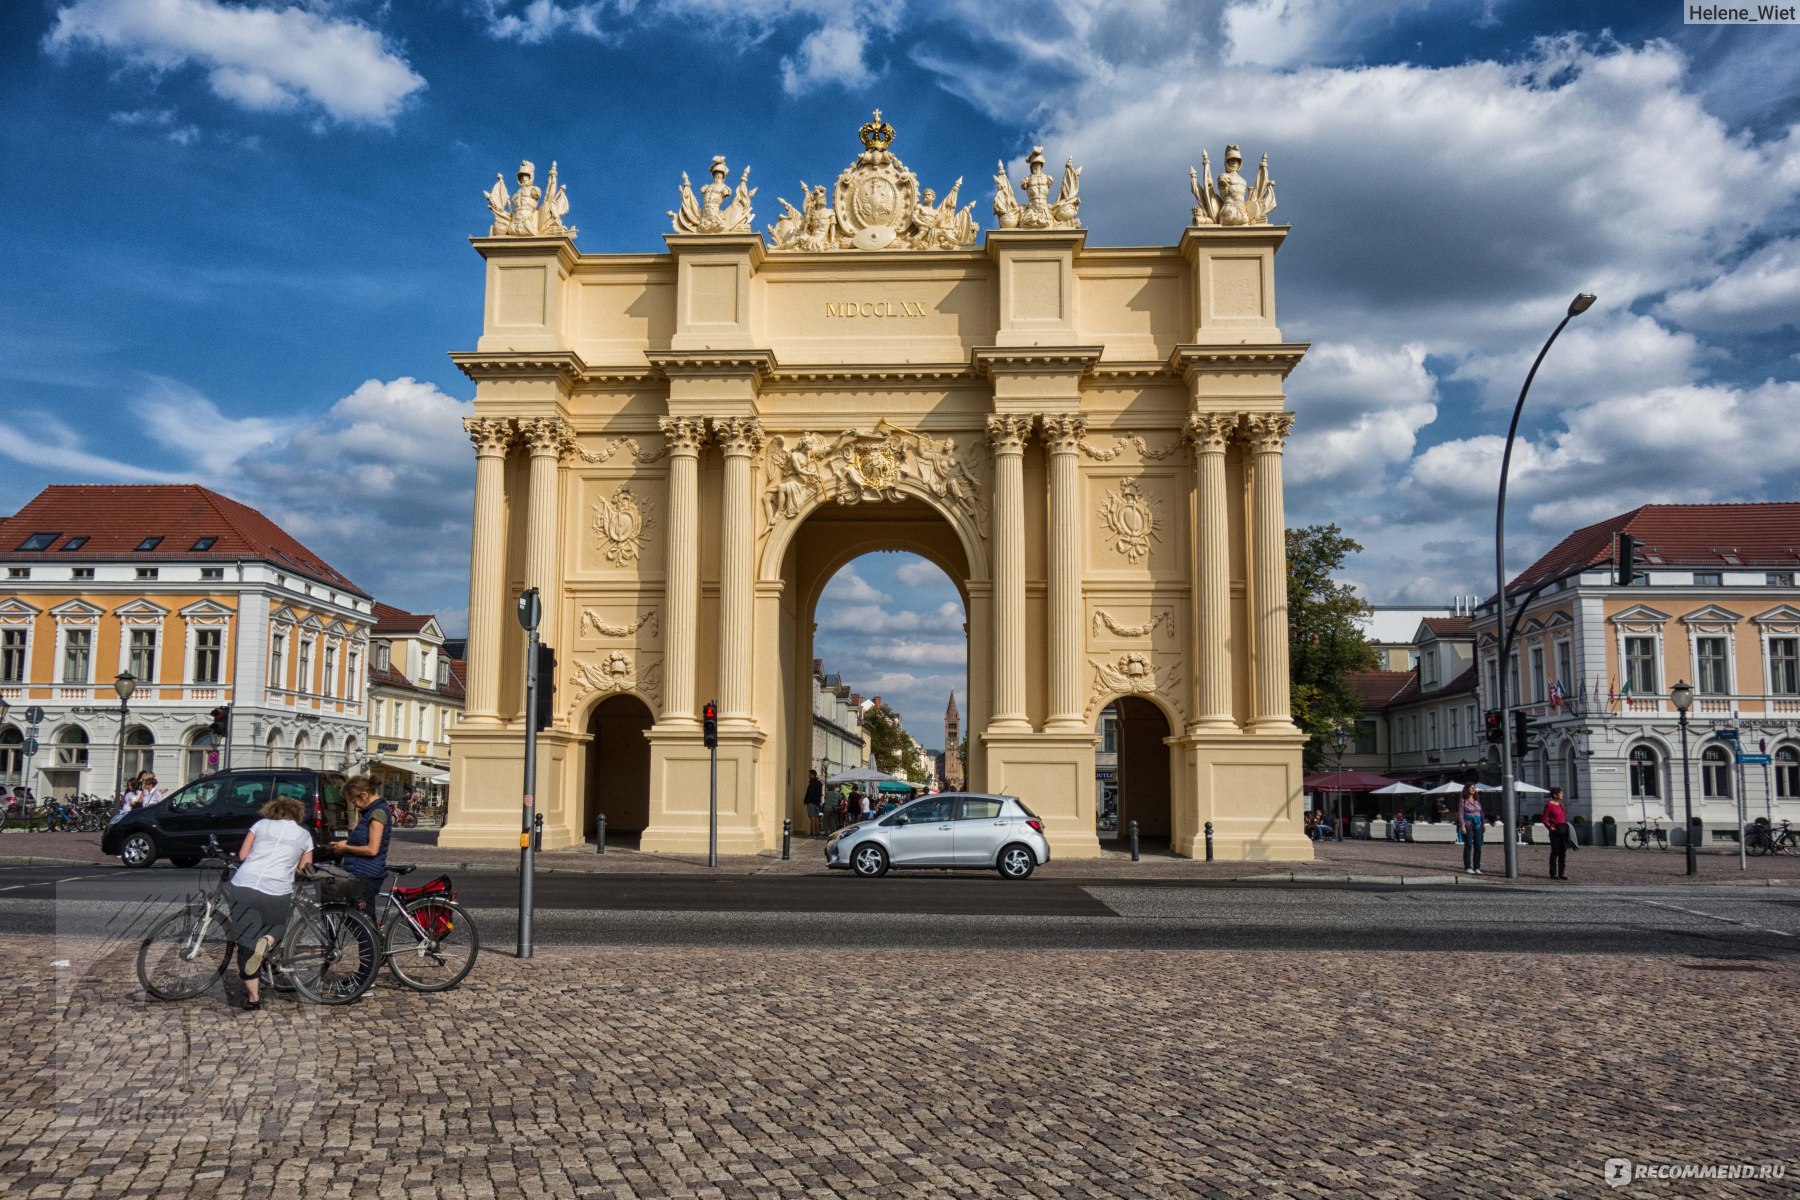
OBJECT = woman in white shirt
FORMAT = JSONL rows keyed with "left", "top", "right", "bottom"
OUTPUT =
{"left": 226, "top": 796, "right": 315, "bottom": 1011}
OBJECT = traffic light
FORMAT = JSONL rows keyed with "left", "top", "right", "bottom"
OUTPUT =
{"left": 702, "top": 700, "right": 718, "bottom": 749}
{"left": 1484, "top": 709, "right": 1503, "bottom": 744}
{"left": 533, "top": 644, "right": 556, "bottom": 732}
{"left": 1615, "top": 531, "right": 1638, "bottom": 587}
{"left": 208, "top": 706, "right": 230, "bottom": 737}
{"left": 1512, "top": 710, "right": 1529, "bottom": 760}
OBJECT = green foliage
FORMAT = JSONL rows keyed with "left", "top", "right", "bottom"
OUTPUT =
{"left": 861, "top": 702, "right": 911, "bottom": 776}
{"left": 1288, "top": 524, "right": 1378, "bottom": 770}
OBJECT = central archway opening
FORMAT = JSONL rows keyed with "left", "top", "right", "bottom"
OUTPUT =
{"left": 774, "top": 494, "right": 978, "bottom": 838}
{"left": 585, "top": 693, "right": 653, "bottom": 846}
{"left": 1096, "top": 696, "right": 1173, "bottom": 845}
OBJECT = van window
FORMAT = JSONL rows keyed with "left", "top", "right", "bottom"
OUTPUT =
{"left": 320, "top": 776, "right": 348, "bottom": 832}
{"left": 222, "top": 777, "right": 272, "bottom": 813}
{"left": 166, "top": 780, "right": 222, "bottom": 813}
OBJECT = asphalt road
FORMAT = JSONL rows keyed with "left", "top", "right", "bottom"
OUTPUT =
{"left": 2, "top": 862, "right": 1797, "bottom": 958}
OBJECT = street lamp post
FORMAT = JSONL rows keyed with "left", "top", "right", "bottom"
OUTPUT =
{"left": 112, "top": 672, "right": 137, "bottom": 805}
{"left": 1672, "top": 680, "right": 1696, "bottom": 876}
{"left": 1332, "top": 724, "right": 1348, "bottom": 842}
{"left": 1494, "top": 291, "right": 1596, "bottom": 880}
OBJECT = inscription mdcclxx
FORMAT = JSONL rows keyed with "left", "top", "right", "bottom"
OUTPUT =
{"left": 825, "top": 300, "right": 930, "bottom": 318}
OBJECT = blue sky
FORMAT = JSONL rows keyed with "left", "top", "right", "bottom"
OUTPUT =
{"left": 3, "top": 2, "right": 1798, "bottom": 742}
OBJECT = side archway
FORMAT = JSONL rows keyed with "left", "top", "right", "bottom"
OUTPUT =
{"left": 1094, "top": 695, "right": 1177, "bottom": 842}
{"left": 585, "top": 693, "right": 654, "bottom": 841}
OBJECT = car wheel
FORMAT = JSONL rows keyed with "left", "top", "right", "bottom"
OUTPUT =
{"left": 996, "top": 843, "right": 1036, "bottom": 880}
{"left": 121, "top": 832, "right": 157, "bottom": 869}
{"left": 851, "top": 844, "right": 889, "bottom": 878}
{"left": 170, "top": 856, "right": 202, "bottom": 869}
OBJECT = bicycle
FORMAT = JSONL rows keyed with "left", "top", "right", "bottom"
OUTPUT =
{"left": 1624, "top": 818, "right": 1669, "bottom": 850}
{"left": 371, "top": 865, "right": 479, "bottom": 991}
{"left": 136, "top": 842, "right": 381, "bottom": 1005}
{"left": 1747, "top": 820, "right": 1799, "bottom": 856}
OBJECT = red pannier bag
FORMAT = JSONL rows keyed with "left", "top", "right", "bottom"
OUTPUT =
{"left": 393, "top": 874, "right": 456, "bottom": 936}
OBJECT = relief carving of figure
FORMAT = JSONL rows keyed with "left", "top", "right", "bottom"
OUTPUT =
{"left": 485, "top": 159, "right": 577, "bottom": 238}
{"left": 591, "top": 484, "right": 652, "bottom": 566}
{"left": 761, "top": 422, "right": 985, "bottom": 532}
{"left": 1190, "top": 145, "right": 1275, "bottom": 227}
{"left": 763, "top": 432, "right": 830, "bottom": 523}
{"left": 995, "top": 147, "right": 1082, "bottom": 230}
{"left": 767, "top": 114, "right": 978, "bottom": 251}
{"left": 671, "top": 156, "right": 756, "bottom": 234}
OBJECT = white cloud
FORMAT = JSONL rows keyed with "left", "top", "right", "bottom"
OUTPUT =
{"left": 1656, "top": 237, "right": 1800, "bottom": 334}
{"left": 130, "top": 376, "right": 296, "bottom": 477}
{"left": 868, "top": 638, "right": 966, "bottom": 666}
{"left": 895, "top": 559, "right": 950, "bottom": 586}
{"left": 478, "top": 1, "right": 619, "bottom": 43}
{"left": 46, "top": 0, "right": 427, "bottom": 126}
{"left": 1286, "top": 342, "right": 1438, "bottom": 496}
{"left": 781, "top": 22, "right": 868, "bottom": 92}
{"left": 819, "top": 567, "right": 888, "bottom": 605}
{"left": 818, "top": 600, "right": 962, "bottom": 634}
{"left": 108, "top": 106, "right": 201, "bottom": 144}
{"left": 0, "top": 412, "right": 187, "bottom": 485}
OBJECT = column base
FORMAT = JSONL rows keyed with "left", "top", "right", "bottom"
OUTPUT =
{"left": 982, "top": 729, "right": 1100, "bottom": 859}
{"left": 639, "top": 723, "right": 769, "bottom": 856}
{"left": 1169, "top": 729, "right": 1313, "bottom": 861}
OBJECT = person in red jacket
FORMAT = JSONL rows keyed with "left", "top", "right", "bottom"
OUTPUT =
{"left": 1542, "top": 786, "right": 1570, "bottom": 880}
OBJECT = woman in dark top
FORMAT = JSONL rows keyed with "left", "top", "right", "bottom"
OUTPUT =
{"left": 330, "top": 776, "right": 391, "bottom": 913}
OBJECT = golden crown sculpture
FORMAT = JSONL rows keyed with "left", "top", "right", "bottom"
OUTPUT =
{"left": 858, "top": 109, "right": 895, "bottom": 152}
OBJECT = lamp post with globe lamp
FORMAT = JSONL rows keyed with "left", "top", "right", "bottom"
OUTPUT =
{"left": 1671, "top": 679, "right": 1697, "bottom": 876}
{"left": 1332, "top": 724, "right": 1348, "bottom": 842}
{"left": 111, "top": 672, "right": 136, "bottom": 808}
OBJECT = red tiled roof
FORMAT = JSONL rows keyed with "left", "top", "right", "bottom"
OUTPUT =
{"left": 372, "top": 602, "right": 434, "bottom": 634}
{"left": 1421, "top": 663, "right": 1479, "bottom": 701}
{"left": 1346, "top": 670, "right": 1414, "bottom": 708}
{"left": 1420, "top": 616, "right": 1473, "bottom": 637}
{"left": 368, "top": 658, "right": 466, "bottom": 702}
{"left": 1505, "top": 503, "right": 1800, "bottom": 597}
{"left": 3, "top": 484, "right": 365, "bottom": 596}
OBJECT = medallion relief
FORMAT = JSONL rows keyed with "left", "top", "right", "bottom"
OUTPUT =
{"left": 1098, "top": 479, "right": 1163, "bottom": 565}
{"left": 591, "top": 484, "right": 654, "bottom": 566}
{"left": 767, "top": 111, "right": 977, "bottom": 252}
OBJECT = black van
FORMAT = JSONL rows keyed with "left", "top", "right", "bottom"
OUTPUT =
{"left": 101, "top": 769, "right": 349, "bottom": 868}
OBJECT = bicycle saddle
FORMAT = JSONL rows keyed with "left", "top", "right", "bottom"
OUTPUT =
{"left": 385, "top": 864, "right": 418, "bottom": 876}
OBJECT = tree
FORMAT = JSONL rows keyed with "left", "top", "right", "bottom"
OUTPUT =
{"left": 1287, "top": 524, "right": 1377, "bottom": 770}
{"left": 860, "top": 702, "right": 910, "bottom": 776}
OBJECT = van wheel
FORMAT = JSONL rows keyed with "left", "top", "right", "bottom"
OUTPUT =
{"left": 121, "top": 833, "right": 157, "bottom": 868}
{"left": 996, "top": 844, "right": 1036, "bottom": 880}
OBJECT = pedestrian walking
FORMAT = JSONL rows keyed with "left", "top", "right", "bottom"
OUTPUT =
{"left": 1459, "top": 783, "right": 1485, "bottom": 874}
{"left": 1542, "top": 786, "right": 1571, "bottom": 880}
{"left": 803, "top": 769, "right": 824, "bottom": 837}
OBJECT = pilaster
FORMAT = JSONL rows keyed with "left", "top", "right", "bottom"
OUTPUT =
{"left": 986, "top": 414, "right": 1033, "bottom": 731}
{"left": 713, "top": 416, "right": 765, "bottom": 723}
{"left": 1242, "top": 412, "right": 1298, "bottom": 733}
{"left": 1040, "top": 413, "right": 1087, "bottom": 730}
{"left": 658, "top": 416, "right": 706, "bottom": 725}
{"left": 462, "top": 416, "right": 515, "bottom": 724}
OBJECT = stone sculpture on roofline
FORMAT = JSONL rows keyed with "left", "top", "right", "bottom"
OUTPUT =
{"left": 484, "top": 159, "right": 576, "bottom": 238}
{"left": 1190, "top": 145, "right": 1276, "bottom": 226}
{"left": 994, "top": 146, "right": 1082, "bottom": 230}
{"left": 670, "top": 156, "right": 756, "bottom": 234}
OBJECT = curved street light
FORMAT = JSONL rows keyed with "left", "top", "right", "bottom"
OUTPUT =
{"left": 1493, "top": 292, "right": 1596, "bottom": 880}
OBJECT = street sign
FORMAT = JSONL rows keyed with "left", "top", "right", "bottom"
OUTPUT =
{"left": 24, "top": 738, "right": 38, "bottom": 756}
{"left": 24, "top": 706, "right": 44, "bottom": 723}
{"left": 1737, "top": 753, "right": 1772, "bottom": 765}
{"left": 25, "top": 725, "right": 38, "bottom": 738}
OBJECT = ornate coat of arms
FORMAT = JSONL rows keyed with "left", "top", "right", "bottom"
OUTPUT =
{"left": 1099, "top": 479, "right": 1162, "bottom": 565}
{"left": 592, "top": 485, "right": 652, "bottom": 566}
{"left": 769, "top": 111, "right": 977, "bottom": 251}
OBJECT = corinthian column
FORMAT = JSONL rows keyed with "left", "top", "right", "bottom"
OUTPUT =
{"left": 659, "top": 417, "right": 705, "bottom": 723}
{"left": 987, "top": 415, "right": 1033, "bottom": 730}
{"left": 1243, "top": 412, "right": 1298, "bottom": 732}
{"left": 713, "top": 416, "right": 765, "bottom": 721}
{"left": 517, "top": 417, "right": 571, "bottom": 648}
{"left": 1187, "top": 413, "right": 1238, "bottom": 730}
{"left": 1040, "top": 414, "right": 1087, "bottom": 729}
{"left": 462, "top": 416, "right": 515, "bottom": 723}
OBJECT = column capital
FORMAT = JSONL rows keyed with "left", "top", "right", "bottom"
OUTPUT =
{"left": 463, "top": 416, "right": 515, "bottom": 457}
{"left": 1185, "top": 411, "right": 1238, "bottom": 453}
{"left": 657, "top": 415, "right": 707, "bottom": 455}
{"left": 711, "top": 415, "right": 766, "bottom": 457}
{"left": 1238, "top": 411, "right": 1295, "bottom": 452}
{"left": 1037, "top": 413, "right": 1088, "bottom": 454}
{"left": 986, "top": 414, "right": 1033, "bottom": 455}
{"left": 517, "top": 415, "right": 574, "bottom": 459}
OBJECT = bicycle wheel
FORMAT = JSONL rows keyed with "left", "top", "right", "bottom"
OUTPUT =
{"left": 383, "top": 897, "right": 479, "bottom": 991}
{"left": 287, "top": 906, "right": 381, "bottom": 1005}
{"left": 137, "top": 905, "right": 233, "bottom": 1000}
{"left": 1624, "top": 828, "right": 1646, "bottom": 850}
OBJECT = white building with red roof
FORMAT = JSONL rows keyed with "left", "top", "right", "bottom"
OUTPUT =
{"left": 0, "top": 485, "right": 374, "bottom": 796}
{"left": 366, "top": 601, "right": 464, "bottom": 805}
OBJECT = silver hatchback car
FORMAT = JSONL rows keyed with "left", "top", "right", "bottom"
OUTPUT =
{"left": 825, "top": 792, "right": 1050, "bottom": 879}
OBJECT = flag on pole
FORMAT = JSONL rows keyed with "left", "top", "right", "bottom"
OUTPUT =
{"left": 1549, "top": 680, "right": 1564, "bottom": 711}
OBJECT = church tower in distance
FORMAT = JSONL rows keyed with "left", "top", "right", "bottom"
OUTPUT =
{"left": 943, "top": 691, "right": 964, "bottom": 790}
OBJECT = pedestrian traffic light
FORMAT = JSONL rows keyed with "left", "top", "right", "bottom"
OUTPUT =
{"left": 1484, "top": 709, "right": 1502, "bottom": 744}
{"left": 533, "top": 644, "right": 556, "bottom": 732}
{"left": 208, "top": 706, "right": 230, "bottom": 737}
{"left": 1512, "top": 710, "right": 1529, "bottom": 760}
{"left": 1614, "top": 531, "right": 1638, "bottom": 587}
{"left": 702, "top": 700, "right": 718, "bottom": 749}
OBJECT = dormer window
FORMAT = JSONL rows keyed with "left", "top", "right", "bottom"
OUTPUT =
{"left": 135, "top": 536, "right": 163, "bottom": 552}
{"left": 17, "top": 532, "right": 59, "bottom": 551}
{"left": 190, "top": 537, "right": 217, "bottom": 551}
{"left": 60, "top": 536, "right": 88, "bottom": 551}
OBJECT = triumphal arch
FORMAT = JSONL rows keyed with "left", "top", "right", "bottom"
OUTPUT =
{"left": 444, "top": 116, "right": 1313, "bottom": 861}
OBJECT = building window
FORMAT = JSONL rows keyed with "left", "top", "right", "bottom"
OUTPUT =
{"left": 1629, "top": 745, "right": 1660, "bottom": 799}
{"left": 270, "top": 630, "right": 287, "bottom": 689}
{"left": 1554, "top": 640, "right": 1573, "bottom": 698}
{"left": 1767, "top": 573, "right": 1794, "bottom": 587}
{"left": 128, "top": 628, "right": 157, "bottom": 683}
{"left": 1694, "top": 572, "right": 1722, "bottom": 587}
{"left": 374, "top": 642, "right": 391, "bottom": 671}
{"left": 190, "top": 537, "right": 216, "bottom": 551}
{"left": 55, "top": 726, "right": 89, "bottom": 768}
{"left": 72, "top": 567, "right": 94, "bottom": 580}
{"left": 1507, "top": 654, "right": 1521, "bottom": 706}
{"left": 1100, "top": 712, "right": 1117, "bottom": 753}
{"left": 62, "top": 628, "right": 92, "bottom": 684}
{"left": 1484, "top": 660, "right": 1498, "bottom": 708}
{"left": 437, "top": 658, "right": 450, "bottom": 686}
{"left": 135, "top": 536, "right": 162, "bottom": 552}
{"left": 200, "top": 567, "right": 224, "bottom": 581}
{"left": 1355, "top": 720, "right": 1377, "bottom": 755}
{"left": 1695, "top": 636, "right": 1730, "bottom": 695}
{"left": 1623, "top": 636, "right": 1658, "bottom": 695}
{"left": 1770, "top": 638, "right": 1800, "bottom": 695}
{"left": 1529, "top": 645, "right": 1546, "bottom": 703}
{"left": 297, "top": 638, "right": 313, "bottom": 693}
{"left": 0, "top": 727, "right": 21, "bottom": 784}
{"left": 1701, "top": 746, "right": 1732, "bottom": 798}
{"left": 7, "top": 568, "right": 28, "bottom": 580}
{"left": 17, "top": 532, "right": 59, "bottom": 551}
{"left": 136, "top": 568, "right": 159, "bottom": 581}
{"left": 123, "top": 727, "right": 155, "bottom": 778}
{"left": 192, "top": 629, "right": 222, "bottom": 684}
{"left": 347, "top": 647, "right": 361, "bottom": 701}
{"left": 323, "top": 644, "right": 338, "bottom": 698}
{"left": 1423, "top": 650, "right": 1438, "bottom": 689}
{"left": 1777, "top": 747, "right": 1800, "bottom": 798}
{"left": 0, "top": 629, "right": 27, "bottom": 684}
{"left": 60, "top": 536, "right": 88, "bottom": 551}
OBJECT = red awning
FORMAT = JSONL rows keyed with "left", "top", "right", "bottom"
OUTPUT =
{"left": 1301, "top": 770, "right": 1403, "bottom": 793}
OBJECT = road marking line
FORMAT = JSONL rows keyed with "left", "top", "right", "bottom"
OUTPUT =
{"left": 0, "top": 872, "right": 118, "bottom": 893}
{"left": 1638, "top": 899, "right": 1794, "bottom": 938}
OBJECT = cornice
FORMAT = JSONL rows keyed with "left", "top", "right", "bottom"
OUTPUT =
{"left": 769, "top": 363, "right": 977, "bottom": 387}
{"left": 970, "top": 346, "right": 1104, "bottom": 378}
{"left": 644, "top": 349, "right": 778, "bottom": 382}
{"left": 1088, "top": 361, "right": 1180, "bottom": 383}
{"left": 468, "top": 236, "right": 581, "bottom": 272}
{"left": 1169, "top": 343, "right": 1310, "bottom": 379}
{"left": 449, "top": 350, "right": 588, "bottom": 387}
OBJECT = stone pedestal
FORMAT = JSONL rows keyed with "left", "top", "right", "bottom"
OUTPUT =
{"left": 982, "top": 729, "right": 1100, "bottom": 859}
{"left": 640, "top": 725, "right": 767, "bottom": 855}
{"left": 1172, "top": 730, "right": 1314, "bottom": 860}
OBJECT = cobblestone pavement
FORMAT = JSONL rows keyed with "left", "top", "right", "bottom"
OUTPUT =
{"left": 8, "top": 828, "right": 1800, "bottom": 887}
{"left": 1, "top": 933, "right": 1794, "bottom": 1198}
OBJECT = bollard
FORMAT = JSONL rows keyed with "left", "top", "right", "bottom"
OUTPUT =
{"left": 532, "top": 811, "right": 543, "bottom": 852}
{"left": 782, "top": 818, "right": 792, "bottom": 861}
{"left": 596, "top": 812, "right": 605, "bottom": 855}
{"left": 1129, "top": 820, "right": 1140, "bottom": 861}
{"left": 1205, "top": 821, "right": 1214, "bottom": 862}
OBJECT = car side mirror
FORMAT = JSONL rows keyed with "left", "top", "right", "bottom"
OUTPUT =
{"left": 894, "top": 817, "right": 909, "bottom": 826}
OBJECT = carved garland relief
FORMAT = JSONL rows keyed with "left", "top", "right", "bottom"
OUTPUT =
{"left": 1092, "top": 610, "right": 1176, "bottom": 640}
{"left": 580, "top": 610, "right": 659, "bottom": 639}
{"left": 577, "top": 436, "right": 667, "bottom": 465}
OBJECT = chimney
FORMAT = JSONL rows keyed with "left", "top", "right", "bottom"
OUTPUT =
{"left": 812, "top": 657, "right": 823, "bottom": 675}
{"left": 850, "top": 693, "right": 861, "bottom": 706}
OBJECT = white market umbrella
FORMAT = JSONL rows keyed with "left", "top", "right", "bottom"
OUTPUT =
{"left": 825, "top": 767, "right": 903, "bottom": 786}
{"left": 1424, "top": 781, "right": 1467, "bottom": 794}
{"left": 1370, "top": 782, "right": 1425, "bottom": 795}
{"left": 1510, "top": 781, "right": 1549, "bottom": 794}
